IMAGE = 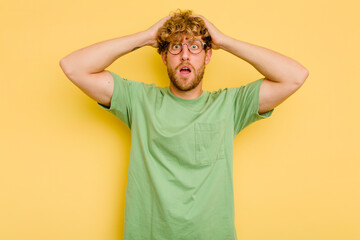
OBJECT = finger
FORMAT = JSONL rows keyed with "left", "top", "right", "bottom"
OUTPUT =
{"left": 159, "top": 15, "right": 171, "bottom": 24}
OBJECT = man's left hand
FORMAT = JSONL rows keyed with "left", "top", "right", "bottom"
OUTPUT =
{"left": 192, "top": 15, "right": 228, "bottom": 50}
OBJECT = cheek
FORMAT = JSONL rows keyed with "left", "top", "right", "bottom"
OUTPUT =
{"left": 193, "top": 57, "right": 206, "bottom": 69}
{"left": 167, "top": 58, "right": 180, "bottom": 69}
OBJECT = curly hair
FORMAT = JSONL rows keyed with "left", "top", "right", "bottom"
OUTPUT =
{"left": 156, "top": 9, "right": 212, "bottom": 54}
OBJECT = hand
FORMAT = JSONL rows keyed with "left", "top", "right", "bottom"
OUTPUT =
{"left": 192, "top": 15, "right": 227, "bottom": 50}
{"left": 145, "top": 15, "right": 172, "bottom": 48}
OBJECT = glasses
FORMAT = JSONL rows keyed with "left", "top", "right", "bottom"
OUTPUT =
{"left": 168, "top": 40, "right": 206, "bottom": 55}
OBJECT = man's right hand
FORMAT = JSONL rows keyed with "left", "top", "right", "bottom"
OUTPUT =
{"left": 145, "top": 15, "right": 172, "bottom": 48}
{"left": 59, "top": 14, "right": 172, "bottom": 108}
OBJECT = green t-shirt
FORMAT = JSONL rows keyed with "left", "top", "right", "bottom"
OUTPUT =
{"left": 98, "top": 71, "right": 274, "bottom": 240}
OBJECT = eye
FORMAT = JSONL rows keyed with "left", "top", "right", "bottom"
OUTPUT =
{"left": 172, "top": 44, "right": 181, "bottom": 49}
{"left": 190, "top": 44, "right": 199, "bottom": 49}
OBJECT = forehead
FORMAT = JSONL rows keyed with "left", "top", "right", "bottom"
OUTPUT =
{"left": 171, "top": 34, "right": 203, "bottom": 43}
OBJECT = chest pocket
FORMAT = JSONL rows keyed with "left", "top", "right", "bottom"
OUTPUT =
{"left": 195, "top": 121, "right": 225, "bottom": 166}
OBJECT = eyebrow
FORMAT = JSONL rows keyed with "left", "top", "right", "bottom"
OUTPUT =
{"left": 171, "top": 39, "right": 198, "bottom": 44}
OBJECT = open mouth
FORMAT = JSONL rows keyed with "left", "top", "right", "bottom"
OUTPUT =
{"left": 179, "top": 65, "right": 192, "bottom": 76}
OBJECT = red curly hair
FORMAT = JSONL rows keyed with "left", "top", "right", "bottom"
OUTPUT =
{"left": 156, "top": 9, "right": 212, "bottom": 54}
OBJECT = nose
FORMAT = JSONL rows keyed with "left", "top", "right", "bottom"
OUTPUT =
{"left": 180, "top": 44, "right": 190, "bottom": 61}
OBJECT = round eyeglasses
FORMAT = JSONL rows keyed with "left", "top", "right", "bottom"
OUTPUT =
{"left": 168, "top": 40, "right": 206, "bottom": 55}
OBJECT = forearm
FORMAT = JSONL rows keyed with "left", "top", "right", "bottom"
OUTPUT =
{"left": 220, "top": 36, "right": 309, "bottom": 84}
{"left": 60, "top": 30, "right": 153, "bottom": 75}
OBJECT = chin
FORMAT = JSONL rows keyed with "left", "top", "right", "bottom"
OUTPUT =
{"left": 167, "top": 66, "right": 204, "bottom": 92}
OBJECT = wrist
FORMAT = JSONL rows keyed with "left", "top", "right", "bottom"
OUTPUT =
{"left": 142, "top": 29, "right": 158, "bottom": 47}
{"left": 216, "top": 34, "right": 232, "bottom": 50}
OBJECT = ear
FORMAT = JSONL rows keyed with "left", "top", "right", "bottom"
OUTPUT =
{"left": 205, "top": 49, "right": 212, "bottom": 65}
{"left": 161, "top": 52, "right": 167, "bottom": 65}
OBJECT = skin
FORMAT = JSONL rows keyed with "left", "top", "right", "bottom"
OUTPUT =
{"left": 192, "top": 14, "right": 309, "bottom": 114}
{"left": 60, "top": 14, "right": 309, "bottom": 115}
{"left": 160, "top": 36, "right": 212, "bottom": 99}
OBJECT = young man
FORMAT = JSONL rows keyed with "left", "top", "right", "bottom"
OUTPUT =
{"left": 60, "top": 10, "right": 308, "bottom": 240}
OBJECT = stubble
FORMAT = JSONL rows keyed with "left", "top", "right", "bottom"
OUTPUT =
{"left": 167, "top": 61, "right": 206, "bottom": 92}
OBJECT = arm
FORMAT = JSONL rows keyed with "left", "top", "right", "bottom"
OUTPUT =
{"left": 59, "top": 16, "right": 170, "bottom": 108}
{"left": 196, "top": 15, "right": 309, "bottom": 114}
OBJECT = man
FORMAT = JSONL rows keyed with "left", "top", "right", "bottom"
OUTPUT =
{"left": 60, "top": 10, "right": 308, "bottom": 240}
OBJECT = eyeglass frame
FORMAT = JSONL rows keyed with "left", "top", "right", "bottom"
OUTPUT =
{"left": 167, "top": 40, "right": 207, "bottom": 55}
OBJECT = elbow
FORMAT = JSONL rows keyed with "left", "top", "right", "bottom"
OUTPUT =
{"left": 59, "top": 58, "right": 68, "bottom": 73}
{"left": 59, "top": 59, "right": 65, "bottom": 72}
{"left": 303, "top": 68, "right": 310, "bottom": 80}
{"left": 59, "top": 58, "right": 77, "bottom": 84}
{"left": 295, "top": 68, "right": 309, "bottom": 86}
{"left": 59, "top": 57, "right": 75, "bottom": 77}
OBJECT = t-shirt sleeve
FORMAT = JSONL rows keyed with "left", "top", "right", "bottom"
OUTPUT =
{"left": 97, "top": 71, "right": 141, "bottom": 129}
{"left": 231, "top": 78, "right": 274, "bottom": 136}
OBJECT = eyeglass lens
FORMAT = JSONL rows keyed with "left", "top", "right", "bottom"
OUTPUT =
{"left": 168, "top": 40, "right": 203, "bottom": 54}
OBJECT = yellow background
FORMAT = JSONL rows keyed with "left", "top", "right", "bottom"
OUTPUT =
{"left": 1, "top": 0, "right": 359, "bottom": 239}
